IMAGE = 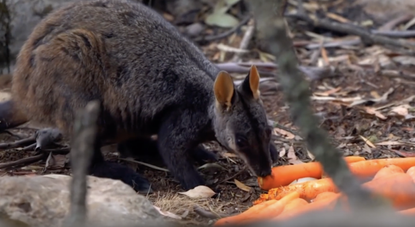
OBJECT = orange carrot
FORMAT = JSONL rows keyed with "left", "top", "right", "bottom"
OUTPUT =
{"left": 372, "top": 165, "right": 404, "bottom": 181}
{"left": 313, "top": 191, "right": 339, "bottom": 202}
{"left": 253, "top": 194, "right": 270, "bottom": 205}
{"left": 344, "top": 156, "right": 366, "bottom": 163}
{"left": 273, "top": 193, "right": 342, "bottom": 220}
{"left": 349, "top": 157, "right": 415, "bottom": 180}
{"left": 278, "top": 198, "right": 309, "bottom": 216}
{"left": 399, "top": 207, "right": 415, "bottom": 215}
{"left": 258, "top": 156, "right": 366, "bottom": 190}
{"left": 214, "top": 192, "right": 300, "bottom": 226}
{"left": 406, "top": 166, "right": 415, "bottom": 184}
{"left": 264, "top": 177, "right": 338, "bottom": 201}
{"left": 213, "top": 199, "right": 278, "bottom": 226}
{"left": 363, "top": 172, "right": 415, "bottom": 209}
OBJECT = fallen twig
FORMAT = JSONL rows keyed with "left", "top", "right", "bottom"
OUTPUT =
{"left": 0, "top": 147, "right": 70, "bottom": 170}
{"left": 216, "top": 62, "right": 339, "bottom": 80}
{"left": 62, "top": 100, "right": 100, "bottom": 227}
{"left": 378, "top": 14, "right": 414, "bottom": 31}
{"left": 0, "top": 153, "right": 46, "bottom": 170}
{"left": 231, "top": 23, "right": 255, "bottom": 62}
{"left": 0, "top": 136, "right": 35, "bottom": 150}
{"left": 286, "top": 9, "right": 415, "bottom": 54}
{"left": 119, "top": 157, "right": 169, "bottom": 172}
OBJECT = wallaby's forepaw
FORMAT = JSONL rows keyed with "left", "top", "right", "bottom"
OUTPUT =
{"left": 270, "top": 142, "right": 279, "bottom": 164}
{"left": 192, "top": 145, "right": 218, "bottom": 163}
{"left": 179, "top": 170, "right": 206, "bottom": 190}
{"left": 90, "top": 161, "right": 152, "bottom": 194}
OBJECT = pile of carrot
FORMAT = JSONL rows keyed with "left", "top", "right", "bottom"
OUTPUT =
{"left": 214, "top": 156, "right": 415, "bottom": 226}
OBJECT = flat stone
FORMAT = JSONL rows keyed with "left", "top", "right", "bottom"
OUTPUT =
{"left": 0, "top": 174, "right": 164, "bottom": 227}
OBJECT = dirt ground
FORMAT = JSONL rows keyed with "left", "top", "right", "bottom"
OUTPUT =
{"left": 1, "top": 1, "right": 415, "bottom": 226}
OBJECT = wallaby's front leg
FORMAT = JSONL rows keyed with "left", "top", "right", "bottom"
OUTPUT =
{"left": 269, "top": 142, "right": 279, "bottom": 164}
{"left": 157, "top": 111, "right": 206, "bottom": 190}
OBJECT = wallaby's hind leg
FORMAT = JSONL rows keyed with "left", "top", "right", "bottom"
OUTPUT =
{"left": 157, "top": 112, "right": 206, "bottom": 190}
{"left": 88, "top": 137, "right": 152, "bottom": 194}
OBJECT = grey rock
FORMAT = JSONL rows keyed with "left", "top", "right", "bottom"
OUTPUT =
{"left": 6, "top": 0, "right": 81, "bottom": 64}
{"left": 0, "top": 174, "right": 164, "bottom": 227}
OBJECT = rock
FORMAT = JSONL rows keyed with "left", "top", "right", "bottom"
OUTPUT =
{"left": 4, "top": 0, "right": 82, "bottom": 69}
{"left": 0, "top": 174, "right": 164, "bottom": 227}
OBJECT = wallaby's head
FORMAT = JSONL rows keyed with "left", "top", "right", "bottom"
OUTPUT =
{"left": 212, "top": 65, "right": 273, "bottom": 177}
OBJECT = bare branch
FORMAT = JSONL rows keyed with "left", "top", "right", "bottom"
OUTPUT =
{"left": 63, "top": 100, "right": 101, "bottom": 227}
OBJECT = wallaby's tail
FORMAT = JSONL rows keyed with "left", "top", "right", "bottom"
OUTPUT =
{"left": 0, "top": 99, "right": 28, "bottom": 131}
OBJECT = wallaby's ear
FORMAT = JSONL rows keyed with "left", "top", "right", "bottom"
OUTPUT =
{"left": 214, "top": 71, "right": 235, "bottom": 111}
{"left": 241, "top": 65, "right": 260, "bottom": 100}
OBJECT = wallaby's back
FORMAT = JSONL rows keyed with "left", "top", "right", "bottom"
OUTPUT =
{"left": 12, "top": 0, "right": 220, "bottom": 137}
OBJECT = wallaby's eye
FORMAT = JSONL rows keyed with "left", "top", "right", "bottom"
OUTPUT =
{"left": 235, "top": 135, "right": 248, "bottom": 147}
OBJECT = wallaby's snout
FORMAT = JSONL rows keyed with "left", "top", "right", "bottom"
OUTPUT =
{"left": 213, "top": 65, "right": 276, "bottom": 177}
{"left": 242, "top": 136, "right": 273, "bottom": 177}
{"left": 258, "top": 167, "right": 272, "bottom": 177}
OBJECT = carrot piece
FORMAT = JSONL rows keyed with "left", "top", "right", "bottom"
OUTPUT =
{"left": 363, "top": 172, "right": 415, "bottom": 209}
{"left": 277, "top": 198, "right": 309, "bottom": 216}
{"left": 273, "top": 193, "right": 342, "bottom": 220}
{"left": 252, "top": 194, "right": 270, "bottom": 205}
{"left": 349, "top": 157, "right": 415, "bottom": 180}
{"left": 399, "top": 207, "right": 415, "bottom": 215}
{"left": 213, "top": 199, "right": 278, "bottom": 226}
{"left": 344, "top": 156, "right": 366, "bottom": 163}
{"left": 372, "top": 165, "right": 404, "bottom": 180}
{"left": 258, "top": 156, "right": 365, "bottom": 190}
{"left": 313, "top": 191, "right": 339, "bottom": 202}
{"left": 213, "top": 191, "right": 300, "bottom": 226}
{"left": 406, "top": 166, "right": 415, "bottom": 183}
{"left": 265, "top": 177, "right": 338, "bottom": 201}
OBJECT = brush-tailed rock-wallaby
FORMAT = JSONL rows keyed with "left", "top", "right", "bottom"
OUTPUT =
{"left": 0, "top": 0, "right": 279, "bottom": 192}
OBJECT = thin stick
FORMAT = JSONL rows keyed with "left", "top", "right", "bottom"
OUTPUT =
{"left": 0, "top": 136, "right": 35, "bottom": 150}
{"left": 63, "top": 100, "right": 100, "bottom": 227}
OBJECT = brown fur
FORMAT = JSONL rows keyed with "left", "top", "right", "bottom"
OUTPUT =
{"left": 1, "top": 0, "right": 278, "bottom": 192}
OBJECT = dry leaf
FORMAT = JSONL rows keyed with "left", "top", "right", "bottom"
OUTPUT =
{"left": 178, "top": 185, "right": 216, "bottom": 199}
{"left": 287, "top": 145, "right": 303, "bottom": 164}
{"left": 363, "top": 107, "right": 387, "bottom": 120}
{"left": 359, "top": 135, "right": 376, "bottom": 148}
{"left": 362, "top": 143, "right": 373, "bottom": 154}
{"left": 153, "top": 206, "right": 182, "bottom": 220}
{"left": 234, "top": 179, "right": 252, "bottom": 192}
{"left": 279, "top": 147, "right": 287, "bottom": 157}
{"left": 370, "top": 91, "right": 381, "bottom": 99}
{"left": 391, "top": 105, "right": 409, "bottom": 117}
{"left": 306, "top": 149, "right": 315, "bottom": 160}
{"left": 274, "top": 128, "right": 295, "bottom": 140}
{"left": 313, "top": 87, "right": 342, "bottom": 96}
